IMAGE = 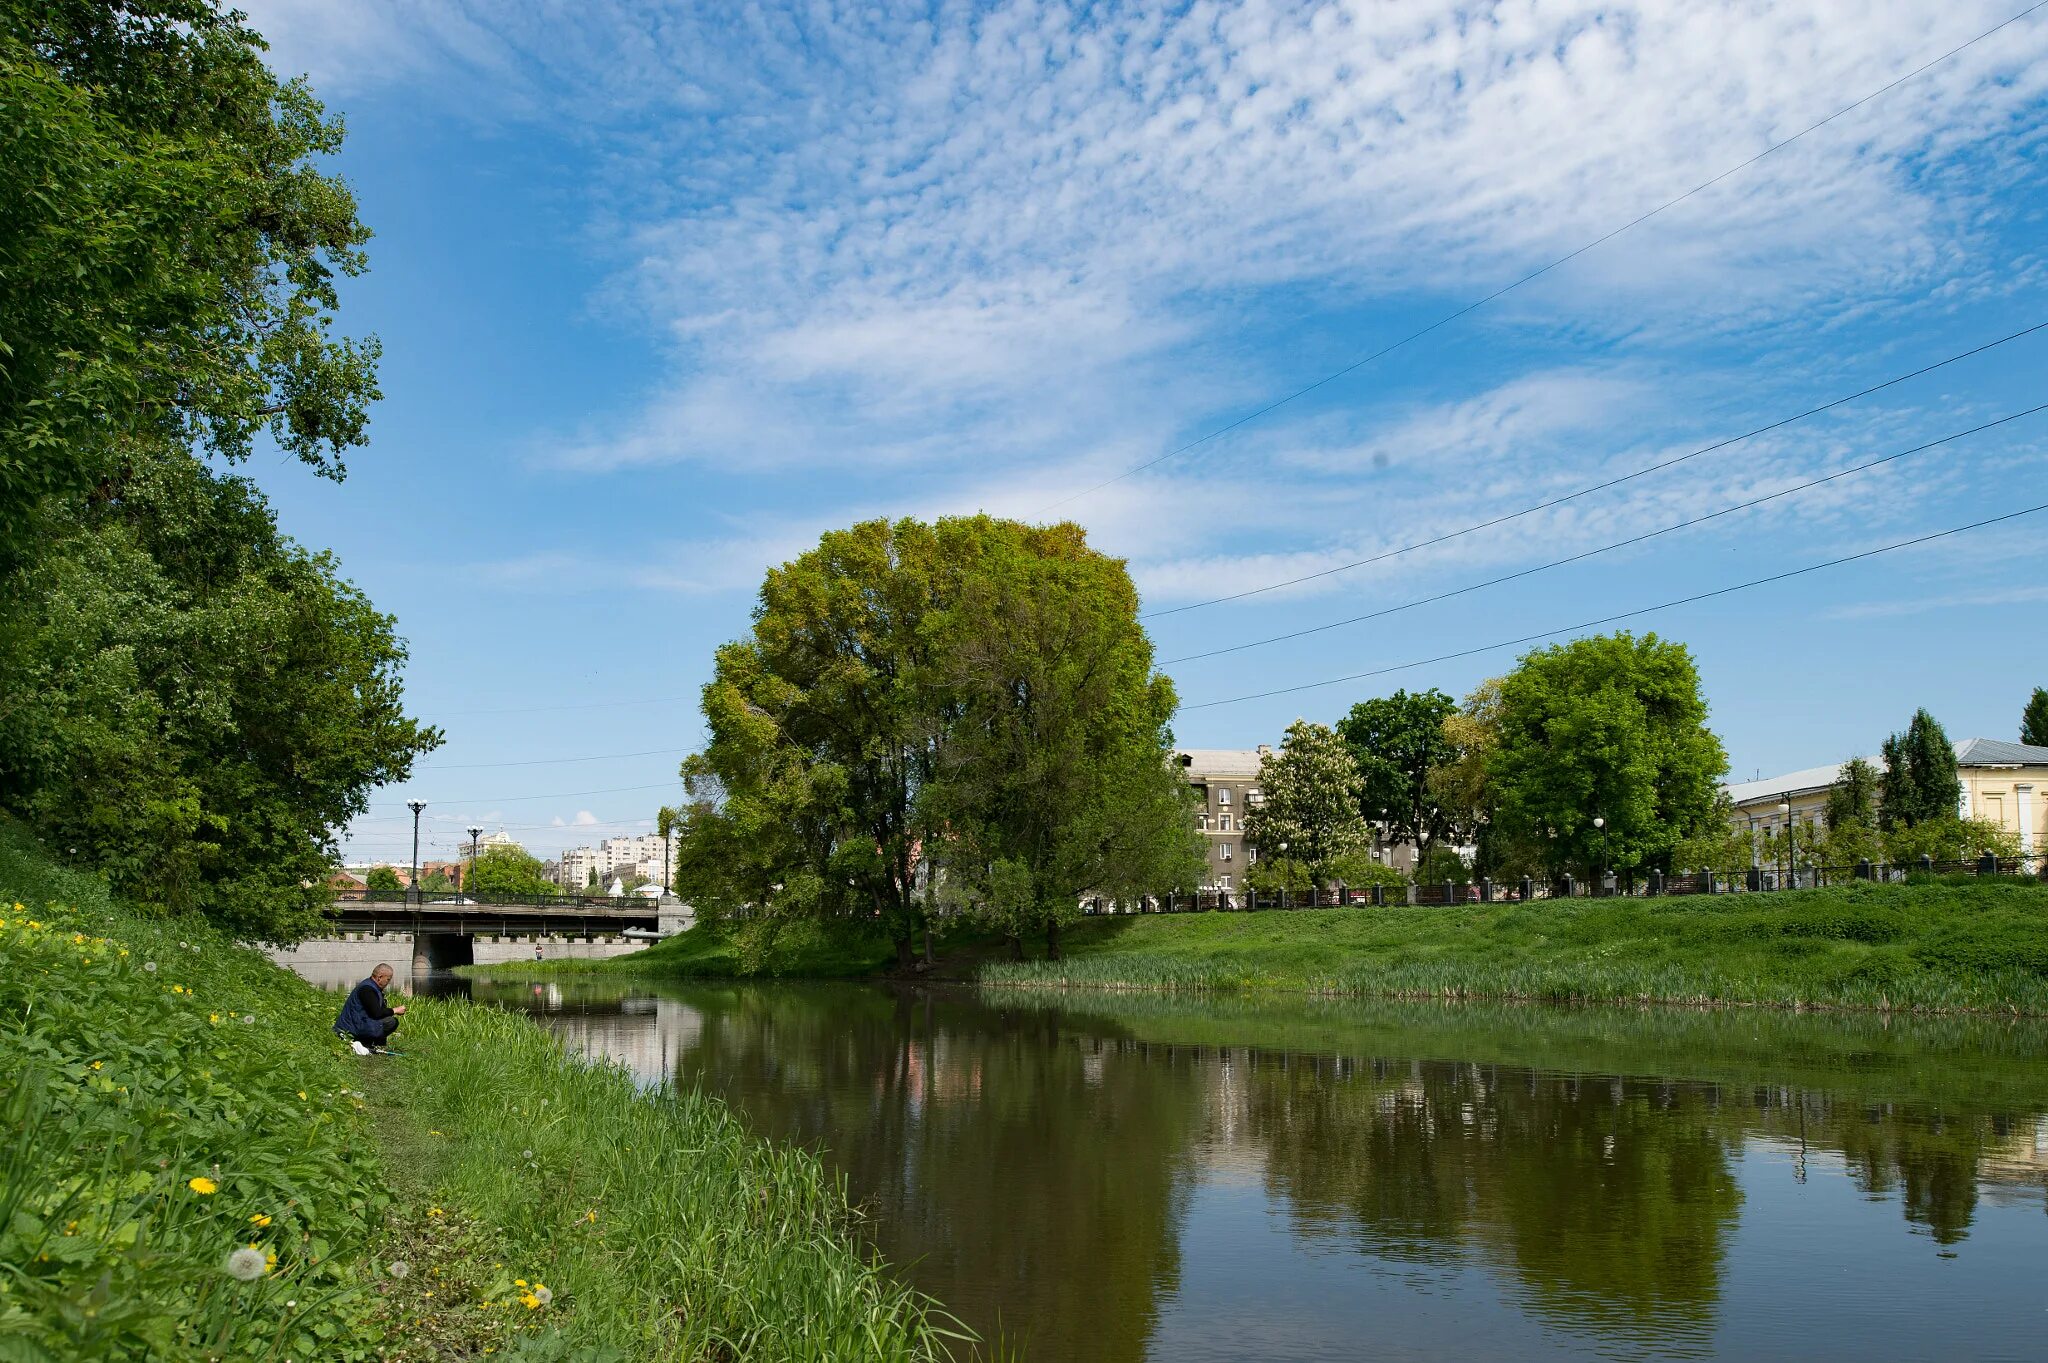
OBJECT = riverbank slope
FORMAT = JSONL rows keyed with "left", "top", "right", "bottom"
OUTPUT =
{"left": 520, "top": 878, "right": 2048, "bottom": 1013}
{"left": 0, "top": 823, "right": 960, "bottom": 1360}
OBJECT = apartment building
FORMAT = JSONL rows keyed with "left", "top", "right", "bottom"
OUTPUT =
{"left": 1176, "top": 748, "right": 1267, "bottom": 890}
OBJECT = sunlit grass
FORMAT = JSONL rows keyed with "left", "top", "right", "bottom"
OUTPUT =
{"left": 980, "top": 880, "right": 2048, "bottom": 1014}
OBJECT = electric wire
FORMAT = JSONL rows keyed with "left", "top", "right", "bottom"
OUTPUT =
{"left": 1160, "top": 402, "right": 2048, "bottom": 664}
{"left": 1177, "top": 500, "right": 2048, "bottom": 711}
{"left": 1034, "top": 0, "right": 2048, "bottom": 516}
{"left": 1144, "top": 318, "right": 2048, "bottom": 618}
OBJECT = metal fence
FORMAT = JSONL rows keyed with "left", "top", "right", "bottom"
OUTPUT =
{"left": 333, "top": 887, "right": 653, "bottom": 911}
{"left": 1076, "top": 854, "right": 2041, "bottom": 915}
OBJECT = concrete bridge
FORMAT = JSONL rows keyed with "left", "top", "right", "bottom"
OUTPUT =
{"left": 326, "top": 889, "right": 680, "bottom": 975}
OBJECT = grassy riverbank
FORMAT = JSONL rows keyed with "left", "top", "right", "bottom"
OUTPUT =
{"left": 545, "top": 878, "right": 2048, "bottom": 1013}
{"left": 0, "top": 823, "right": 964, "bottom": 1361}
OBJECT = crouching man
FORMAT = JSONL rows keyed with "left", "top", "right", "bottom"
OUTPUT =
{"left": 334, "top": 962, "right": 406, "bottom": 1054}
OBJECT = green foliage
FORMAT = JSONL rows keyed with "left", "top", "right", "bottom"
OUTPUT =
{"left": 0, "top": 452, "right": 438, "bottom": 938}
{"left": 1242, "top": 719, "right": 1370, "bottom": 882}
{"left": 1883, "top": 816, "right": 2020, "bottom": 866}
{"left": 469, "top": 844, "right": 556, "bottom": 898}
{"left": 365, "top": 865, "right": 403, "bottom": 891}
{"left": 2022, "top": 687, "right": 2048, "bottom": 748}
{"left": 0, "top": 821, "right": 389, "bottom": 1359}
{"left": 1338, "top": 688, "right": 1460, "bottom": 858}
{"left": 1414, "top": 844, "right": 1472, "bottom": 884}
{"left": 0, "top": 0, "right": 381, "bottom": 559}
{"left": 1825, "top": 758, "right": 1880, "bottom": 830}
{"left": 0, "top": 2, "right": 433, "bottom": 940}
{"left": 681, "top": 516, "right": 1199, "bottom": 962}
{"left": 932, "top": 519, "right": 1200, "bottom": 955}
{"left": 1879, "top": 709, "right": 1958, "bottom": 830}
{"left": 1487, "top": 632, "right": 1727, "bottom": 877}
{"left": 1324, "top": 854, "right": 1411, "bottom": 890}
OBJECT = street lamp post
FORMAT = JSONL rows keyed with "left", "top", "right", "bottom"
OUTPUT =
{"left": 1593, "top": 816, "right": 1607, "bottom": 895}
{"left": 406, "top": 800, "right": 426, "bottom": 906}
{"left": 466, "top": 826, "right": 483, "bottom": 897}
{"left": 1776, "top": 800, "right": 1792, "bottom": 890}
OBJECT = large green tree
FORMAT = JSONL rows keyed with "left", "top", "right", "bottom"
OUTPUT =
{"left": 0, "top": 3, "right": 432, "bottom": 939}
{"left": 676, "top": 516, "right": 1198, "bottom": 965}
{"left": 1487, "top": 633, "right": 1726, "bottom": 879}
{"left": 1337, "top": 688, "right": 1460, "bottom": 861}
{"left": 1879, "top": 709, "right": 1958, "bottom": 830}
{"left": 927, "top": 519, "right": 1200, "bottom": 959}
{"left": 2022, "top": 688, "right": 2048, "bottom": 747}
{"left": 1242, "top": 720, "right": 1370, "bottom": 884}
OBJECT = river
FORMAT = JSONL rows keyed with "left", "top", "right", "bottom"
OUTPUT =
{"left": 435, "top": 976, "right": 2048, "bottom": 1361}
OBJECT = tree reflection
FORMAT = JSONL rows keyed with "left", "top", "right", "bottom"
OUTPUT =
{"left": 667, "top": 985, "right": 1207, "bottom": 1363}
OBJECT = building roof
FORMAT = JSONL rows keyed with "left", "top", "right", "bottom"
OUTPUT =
{"left": 1724, "top": 762, "right": 1857, "bottom": 806}
{"left": 1176, "top": 748, "right": 1266, "bottom": 778}
{"left": 1724, "top": 737, "right": 2048, "bottom": 806}
{"left": 1953, "top": 737, "right": 2048, "bottom": 767}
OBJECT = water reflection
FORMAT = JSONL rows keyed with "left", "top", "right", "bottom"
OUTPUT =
{"left": 466, "top": 981, "right": 2048, "bottom": 1363}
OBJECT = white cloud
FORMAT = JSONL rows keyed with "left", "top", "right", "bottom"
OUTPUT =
{"left": 572, "top": 810, "right": 600, "bottom": 826}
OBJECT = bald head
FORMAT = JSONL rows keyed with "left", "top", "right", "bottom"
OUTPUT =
{"left": 371, "top": 963, "right": 394, "bottom": 986}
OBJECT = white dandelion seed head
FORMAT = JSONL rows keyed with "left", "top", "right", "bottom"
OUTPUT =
{"left": 386, "top": 1260, "right": 409, "bottom": 1279}
{"left": 533, "top": 1285, "right": 553, "bottom": 1306}
{"left": 142, "top": 962, "right": 156, "bottom": 972}
{"left": 224, "top": 1247, "right": 267, "bottom": 1281}
{"left": 242, "top": 1014, "right": 255, "bottom": 1024}
{"left": 521, "top": 1149, "right": 534, "bottom": 1159}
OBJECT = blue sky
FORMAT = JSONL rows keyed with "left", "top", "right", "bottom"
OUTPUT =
{"left": 231, "top": 1, "right": 2048, "bottom": 866}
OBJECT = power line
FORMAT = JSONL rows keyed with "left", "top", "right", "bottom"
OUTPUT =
{"left": 1034, "top": 1, "right": 2048, "bottom": 516}
{"left": 1144, "top": 318, "right": 2048, "bottom": 618}
{"left": 363, "top": 780, "right": 677, "bottom": 809}
{"left": 1177, "top": 500, "right": 2048, "bottom": 711}
{"left": 418, "top": 693, "right": 697, "bottom": 720}
{"left": 412, "top": 745, "right": 688, "bottom": 771}
{"left": 1161, "top": 402, "right": 2048, "bottom": 665}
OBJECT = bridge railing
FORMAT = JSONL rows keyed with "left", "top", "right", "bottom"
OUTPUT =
{"left": 334, "top": 888, "right": 657, "bottom": 911}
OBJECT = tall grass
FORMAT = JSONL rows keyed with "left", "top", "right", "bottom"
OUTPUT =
{"left": 0, "top": 825, "right": 389, "bottom": 1360}
{"left": 0, "top": 821, "right": 969, "bottom": 1361}
{"left": 979, "top": 880, "right": 2048, "bottom": 1014}
{"left": 387, "top": 1000, "right": 970, "bottom": 1361}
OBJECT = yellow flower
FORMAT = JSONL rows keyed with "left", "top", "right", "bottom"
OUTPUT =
{"left": 428, "top": 1206, "right": 443, "bottom": 1216}
{"left": 297, "top": 1091, "right": 307, "bottom": 1100}
{"left": 519, "top": 1292, "right": 540, "bottom": 1309}
{"left": 90, "top": 1061, "right": 102, "bottom": 1071}
{"left": 187, "top": 1177, "right": 218, "bottom": 1195}
{"left": 210, "top": 1013, "right": 220, "bottom": 1024}
{"left": 514, "top": 1278, "right": 528, "bottom": 1287}
{"left": 249, "top": 1213, "right": 272, "bottom": 1227}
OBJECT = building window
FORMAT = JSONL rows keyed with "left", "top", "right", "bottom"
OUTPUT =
{"left": 1218, "top": 788, "right": 1231, "bottom": 806}
{"left": 1198, "top": 813, "right": 1209, "bottom": 831}
{"left": 1248, "top": 788, "right": 1264, "bottom": 806}
{"left": 1248, "top": 845, "right": 1258, "bottom": 863}
{"left": 1220, "top": 843, "right": 1233, "bottom": 861}
{"left": 1219, "top": 813, "right": 1232, "bottom": 832}
{"left": 1218, "top": 874, "right": 1232, "bottom": 890}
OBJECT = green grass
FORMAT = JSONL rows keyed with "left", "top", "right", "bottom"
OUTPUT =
{"left": 0, "top": 822, "right": 968, "bottom": 1361}
{"left": 513, "top": 878, "right": 2048, "bottom": 1014}
{"left": 979, "top": 879, "right": 2048, "bottom": 1012}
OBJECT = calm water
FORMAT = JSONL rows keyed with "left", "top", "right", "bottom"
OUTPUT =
{"left": 457, "top": 978, "right": 2048, "bottom": 1362}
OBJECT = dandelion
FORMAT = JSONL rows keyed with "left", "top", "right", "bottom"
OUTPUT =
{"left": 533, "top": 1285, "right": 552, "bottom": 1306}
{"left": 224, "top": 1247, "right": 267, "bottom": 1281}
{"left": 143, "top": 962, "right": 156, "bottom": 973}
{"left": 188, "top": 1176, "right": 218, "bottom": 1195}
{"left": 428, "top": 1206, "right": 443, "bottom": 1217}
{"left": 518, "top": 1292, "right": 540, "bottom": 1310}
{"left": 241, "top": 1015, "right": 254, "bottom": 1025}
{"left": 514, "top": 1278, "right": 528, "bottom": 1287}
{"left": 210, "top": 1013, "right": 220, "bottom": 1024}
{"left": 521, "top": 1149, "right": 533, "bottom": 1159}
{"left": 90, "top": 1061, "right": 102, "bottom": 1071}
{"left": 249, "top": 1213, "right": 272, "bottom": 1227}
{"left": 297, "top": 1091, "right": 307, "bottom": 1100}
{"left": 387, "top": 1261, "right": 409, "bottom": 1279}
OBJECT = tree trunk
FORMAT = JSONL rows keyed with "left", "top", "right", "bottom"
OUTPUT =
{"left": 920, "top": 910, "right": 935, "bottom": 967}
{"left": 1007, "top": 933, "right": 1024, "bottom": 961}
{"left": 1045, "top": 918, "right": 1062, "bottom": 962}
{"left": 894, "top": 933, "right": 914, "bottom": 970}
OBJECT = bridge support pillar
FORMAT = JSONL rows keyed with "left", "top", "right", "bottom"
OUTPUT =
{"left": 411, "top": 932, "right": 475, "bottom": 977}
